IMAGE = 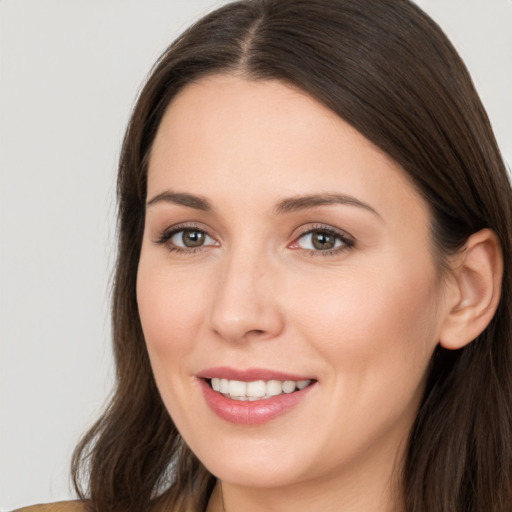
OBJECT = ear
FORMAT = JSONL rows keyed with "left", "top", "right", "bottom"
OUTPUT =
{"left": 439, "top": 228, "right": 503, "bottom": 350}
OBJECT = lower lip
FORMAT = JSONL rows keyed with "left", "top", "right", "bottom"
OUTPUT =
{"left": 199, "top": 379, "right": 315, "bottom": 425}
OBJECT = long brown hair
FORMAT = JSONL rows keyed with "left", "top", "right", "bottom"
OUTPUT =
{"left": 72, "top": 1, "right": 512, "bottom": 511}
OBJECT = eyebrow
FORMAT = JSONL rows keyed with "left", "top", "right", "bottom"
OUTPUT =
{"left": 146, "top": 191, "right": 212, "bottom": 211}
{"left": 146, "top": 190, "right": 380, "bottom": 218}
{"left": 275, "top": 193, "right": 380, "bottom": 217}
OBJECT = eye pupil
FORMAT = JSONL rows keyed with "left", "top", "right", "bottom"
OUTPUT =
{"left": 312, "top": 231, "right": 335, "bottom": 250}
{"left": 182, "top": 230, "right": 205, "bottom": 247}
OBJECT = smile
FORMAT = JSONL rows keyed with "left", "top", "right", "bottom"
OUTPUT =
{"left": 209, "top": 378, "right": 312, "bottom": 401}
{"left": 197, "top": 369, "right": 317, "bottom": 424}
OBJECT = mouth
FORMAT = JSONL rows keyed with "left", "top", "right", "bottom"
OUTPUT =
{"left": 197, "top": 368, "right": 317, "bottom": 424}
{"left": 207, "top": 377, "right": 313, "bottom": 401}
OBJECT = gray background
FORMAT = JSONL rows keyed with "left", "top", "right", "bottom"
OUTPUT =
{"left": 1, "top": 0, "right": 511, "bottom": 509}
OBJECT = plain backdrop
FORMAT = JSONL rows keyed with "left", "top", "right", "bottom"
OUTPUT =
{"left": 1, "top": 1, "right": 511, "bottom": 509}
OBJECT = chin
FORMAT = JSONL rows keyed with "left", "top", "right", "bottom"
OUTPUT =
{"left": 203, "top": 455, "right": 311, "bottom": 489}
{"left": 183, "top": 427, "right": 323, "bottom": 490}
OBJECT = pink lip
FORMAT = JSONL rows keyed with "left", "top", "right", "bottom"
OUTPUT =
{"left": 197, "top": 366, "right": 314, "bottom": 382}
{"left": 197, "top": 367, "right": 316, "bottom": 425}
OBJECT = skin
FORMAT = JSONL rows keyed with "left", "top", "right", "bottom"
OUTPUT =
{"left": 137, "top": 74, "right": 457, "bottom": 512}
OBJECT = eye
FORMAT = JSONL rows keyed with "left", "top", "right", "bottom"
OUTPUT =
{"left": 291, "top": 227, "right": 354, "bottom": 254}
{"left": 170, "top": 228, "right": 214, "bottom": 248}
{"left": 155, "top": 225, "right": 218, "bottom": 252}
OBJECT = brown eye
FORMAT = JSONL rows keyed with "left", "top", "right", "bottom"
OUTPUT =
{"left": 169, "top": 228, "right": 215, "bottom": 249}
{"left": 182, "top": 229, "right": 205, "bottom": 247}
{"left": 311, "top": 231, "right": 336, "bottom": 250}
{"left": 294, "top": 228, "right": 352, "bottom": 253}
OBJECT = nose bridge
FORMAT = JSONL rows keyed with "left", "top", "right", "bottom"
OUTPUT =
{"left": 209, "top": 240, "right": 283, "bottom": 342}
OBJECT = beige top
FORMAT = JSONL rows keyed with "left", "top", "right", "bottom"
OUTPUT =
{"left": 13, "top": 501, "right": 89, "bottom": 512}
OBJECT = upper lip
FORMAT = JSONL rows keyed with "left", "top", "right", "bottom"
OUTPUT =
{"left": 196, "top": 366, "right": 315, "bottom": 382}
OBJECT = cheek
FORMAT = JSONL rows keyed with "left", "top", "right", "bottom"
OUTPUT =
{"left": 136, "top": 260, "right": 208, "bottom": 372}
{"left": 282, "top": 263, "right": 441, "bottom": 466}
{"left": 289, "top": 261, "right": 440, "bottom": 393}
{"left": 136, "top": 258, "right": 214, "bottom": 435}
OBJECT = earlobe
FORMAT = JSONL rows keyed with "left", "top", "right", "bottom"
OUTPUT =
{"left": 439, "top": 229, "right": 503, "bottom": 350}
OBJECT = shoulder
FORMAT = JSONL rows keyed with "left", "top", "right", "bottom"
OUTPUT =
{"left": 12, "top": 501, "right": 90, "bottom": 512}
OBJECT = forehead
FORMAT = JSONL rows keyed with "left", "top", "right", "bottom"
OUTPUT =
{"left": 148, "top": 74, "right": 428, "bottom": 226}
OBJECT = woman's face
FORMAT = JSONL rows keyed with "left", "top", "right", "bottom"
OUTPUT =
{"left": 137, "top": 75, "right": 450, "bottom": 494}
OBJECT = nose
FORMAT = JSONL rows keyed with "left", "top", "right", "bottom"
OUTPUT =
{"left": 208, "top": 247, "right": 285, "bottom": 343}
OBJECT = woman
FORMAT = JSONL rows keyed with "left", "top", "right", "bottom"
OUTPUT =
{"left": 17, "top": 0, "right": 511, "bottom": 511}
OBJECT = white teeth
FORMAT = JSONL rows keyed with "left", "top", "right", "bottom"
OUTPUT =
{"left": 266, "top": 380, "right": 283, "bottom": 397}
{"left": 229, "top": 380, "right": 247, "bottom": 397}
{"left": 209, "top": 378, "right": 312, "bottom": 401}
{"left": 297, "top": 380, "right": 310, "bottom": 390}
{"left": 247, "top": 380, "right": 266, "bottom": 397}
{"left": 219, "top": 378, "right": 229, "bottom": 394}
{"left": 282, "top": 380, "right": 296, "bottom": 393}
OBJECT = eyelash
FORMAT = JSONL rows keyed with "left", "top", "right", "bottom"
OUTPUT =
{"left": 154, "top": 223, "right": 215, "bottom": 254}
{"left": 154, "top": 223, "right": 355, "bottom": 256}
{"left": 291, "top": 224, "right": 355, "bottom": 257}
